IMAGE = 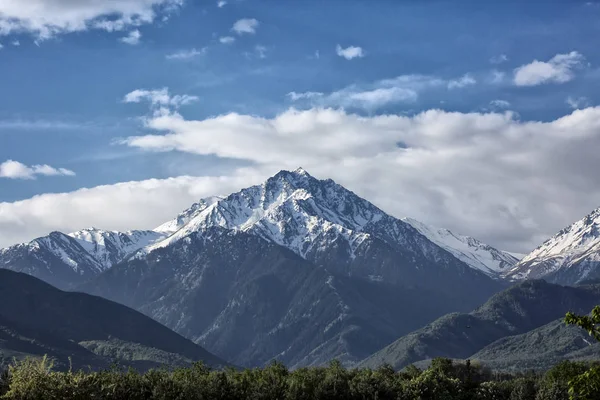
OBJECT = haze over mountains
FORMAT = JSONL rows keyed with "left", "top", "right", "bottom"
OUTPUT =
{"left": 2, "top": 168, "right": 600, "bottom": 370}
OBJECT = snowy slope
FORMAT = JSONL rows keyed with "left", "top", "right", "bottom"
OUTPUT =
{"left": 0, "top": 228, "right": 165, "bottom": 288}
{"left": 505, "top": 207, "right": 600, "bottom": 285}
{"left": 68, "top": 228, "right": 165, "bottom": 269}
{"left": 141, "top": 168, "right": 424, "bottom": 261}
{"left": 154, "top": 196, "right": 224, "bottom": 234}
{"left": 139, "top": 168, "right": 504, "bottom": 288}
{"left": 402, "top": 218, "right": 519, "bottom": 276}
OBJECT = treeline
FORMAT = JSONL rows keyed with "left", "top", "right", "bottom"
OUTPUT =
{"left": 1, "top": 356, "right": 600, "bottom": 400}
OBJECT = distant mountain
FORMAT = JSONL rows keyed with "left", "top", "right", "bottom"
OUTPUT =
{"left": 402, "top": 218, "right": 519, "bottom": 277}
{"left": 359, "top": 280, "right": 600, "bottom": 370}
{"left": 470, "top": 318, "right": 600, "bottom": 372}
{"left": 0, "top": 228, "right": 165, "bottom": 289}
{"left": 79, "top": 168, "right": 504, "bottom": 368}
{"left": 0, "top": 269, "right": 227, "bottom": 371}
{"left": 506, "top": 207, "right": 600, "bottom": 285}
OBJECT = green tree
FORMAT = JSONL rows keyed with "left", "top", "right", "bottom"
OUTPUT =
{"left": 564, "top": 307, "right": 600, "bottom": 400}
{"left": 565, "top": 306, "right": 600, "bottom": 341}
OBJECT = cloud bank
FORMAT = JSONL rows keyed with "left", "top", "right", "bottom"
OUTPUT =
{"left": 4, "top": 92, "right": 600, "bottom": 254}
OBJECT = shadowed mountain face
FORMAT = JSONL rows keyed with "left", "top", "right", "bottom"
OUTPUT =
{"left": 359, "top": 280, "right": 600, "bottom": 370}
{"left": 0, "top": 269, "right": 228, "bottom": 371}
{"left": 82, "top": 228, "right": 500, "bottom": 368}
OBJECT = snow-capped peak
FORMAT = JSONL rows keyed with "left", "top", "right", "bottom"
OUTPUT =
{"left": 142, "top": 168, "right": 394, "bottom": 257}
{"left": 505, "top": 207, "right": 600, "bottom": 284}
{"left": 401, "top": 217, "right": 519, "bottom": 276}
{"left": 154, "top": 196, "right": 224, "bottom": 234}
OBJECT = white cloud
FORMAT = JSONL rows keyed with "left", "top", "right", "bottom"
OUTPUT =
{"left": 336, "top": 44, "right": 365, "bottom": 60}
{"left": 166, "top": 47, "right": 206, "bottom": 60}
{"left": 514, "top": 51, "right": 585, "bottom": 86}
{"left": 6, "top": 93, "right": 600, "bottom": 253}
{"left": 490, "top": 54, "right": 508, "bottom": 64}
{"left": 566, "top": 96, "right": 590, "bottom": 110}
{"left": 0, "top": 173, "right": 257, "bottom": 247}
{"left": 0, "top": 160, "right": 75, "bottom": 180}
{"left": 288, "top": 74, "right": 475, "bottom": 110}
{"left": 447, "top": 74, "right": 477, "bottom": 89}
{"left": 232, "top": 18, "right": 259, "bottom": 35}
{"left": 114, "top": 102, "right": 600, "bottom": 253}
{"left": 123, "top": 88, "right": 198, "bottom": 109}
{"left": 0, "top": 0, "right": 182, "bottom": 40}
{"left": 490, "top": 100, "right": 511, "bottom": 109}
{"left": 11, "top": 40, "right": 19, "bottom": 46}
{"left": 217, "top": 1, "right": 227, "bottom": 7}
{"left": 119, "top": 29, "right": 141, "bottom": 45}
{"left": 219, "top": 36, "right": 235, "bottom": 44}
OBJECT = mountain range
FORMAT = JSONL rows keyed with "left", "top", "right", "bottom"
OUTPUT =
{"left": 2, "top": 168, "right": 600, "bottom": 370}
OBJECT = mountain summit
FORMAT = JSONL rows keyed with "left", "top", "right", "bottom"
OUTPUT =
{"left": 506, "top": 207, "right": 600, "bottom": 285}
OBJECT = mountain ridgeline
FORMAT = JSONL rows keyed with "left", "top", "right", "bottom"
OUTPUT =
{"left": 3, "top": 168, "right": 600, "bottom": 371}
{"left": 0, "top": 168, "right": 510, "bottom": 368}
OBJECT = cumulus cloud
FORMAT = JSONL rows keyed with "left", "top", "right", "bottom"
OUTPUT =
{"left": 447, "top": 74, "right": 476, "bottom": 89}
{"left": 123, "top": 88, "right": 198, "bottom": 109}
{"left": 0, "top": 160, "right": 75, "bottom": 180}
{"left": 0, "top": 0, "right": 182, "bottom": 40}
{"left": 219, "top": 36, "right": 235, "bottom": 44}
{"left": 514, "top": 51, "right": 585, "bottom": 86}
{"left": 566, "top": 96, "right": 590, "bottom": 110}
{"left": 114, "top": 103, "right": 600, "bottom": 253}
{"left": 166, "top": 47, "right": 206, "bottom": 60}
{"left": 232, "top": 18, "right": 259, "bottom": 35}
{"left": 119, "top": 29, "right": 141, "bottom": 45}
{"left": 336, "top": 44, "right": 365, "bottom": 60}
{"left": 6, "top": 97, "right": 600, "bottom": 253}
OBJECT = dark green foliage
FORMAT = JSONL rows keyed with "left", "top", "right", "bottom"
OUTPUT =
{"left": 7, "top": 356, "right": 600, "bottom": 400}
{"left": 562, "top": 306, "right": 600, "bottom": 399}
{"left": 566, "top": 305, "right": 600, "bottom": 342}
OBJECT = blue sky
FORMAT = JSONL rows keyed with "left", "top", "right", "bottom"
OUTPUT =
{"left": 1, "top": 0, "right": 600, "bottom": 251}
